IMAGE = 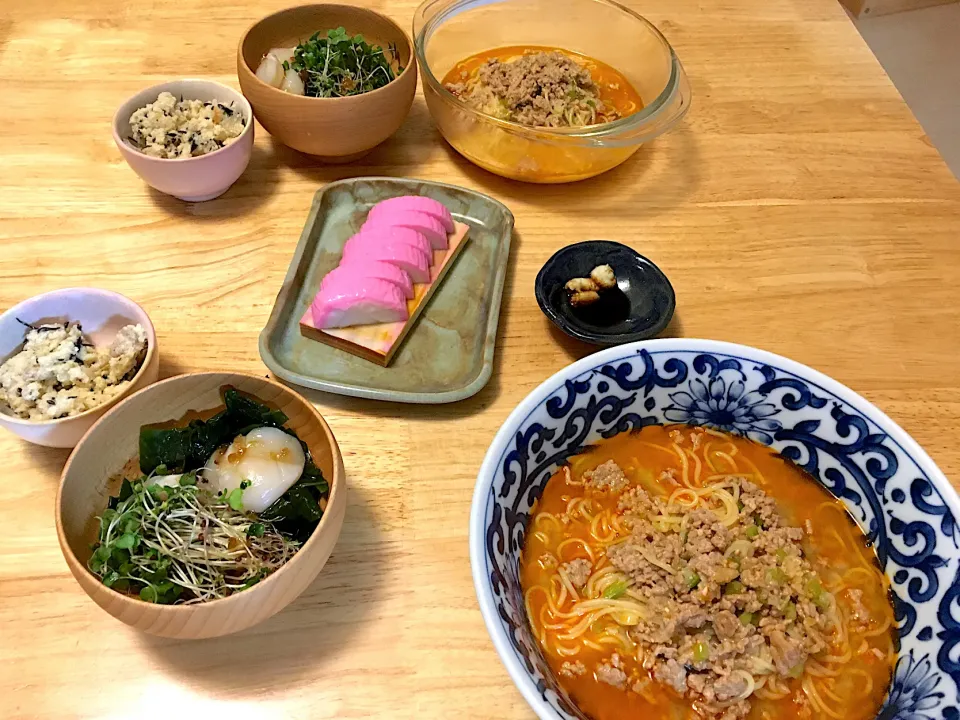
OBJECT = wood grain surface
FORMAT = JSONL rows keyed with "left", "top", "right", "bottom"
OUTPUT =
{"left": 1, "top": 0, "right": 959, "bottom": 718}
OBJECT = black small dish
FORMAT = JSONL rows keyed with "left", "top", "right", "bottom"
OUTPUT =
{"left": 535, "top": 240, "right": 676, "bottom": 346}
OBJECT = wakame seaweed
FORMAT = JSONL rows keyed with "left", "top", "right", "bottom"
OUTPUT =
{"left": 138, "top": 387, "right": 288, "bottom": 474}
{"left": 259, "top": 460, "right": 328, "bottom": 543}
{"left": 136, "top": 387, "right": 328, "bottom": 541}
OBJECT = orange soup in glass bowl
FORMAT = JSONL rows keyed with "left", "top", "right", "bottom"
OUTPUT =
{"left": 413, "top": 0, "right": 692, "bottom": 183}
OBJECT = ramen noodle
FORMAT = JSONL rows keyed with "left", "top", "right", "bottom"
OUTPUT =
{"left": 520, "top": 425, "right": 895, "bottom": 720}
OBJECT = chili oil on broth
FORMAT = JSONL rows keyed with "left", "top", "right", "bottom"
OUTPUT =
{"left": 442, "top": 45, "right": 643, "bottom": 126}
{"left": 520, "top": 425, "right": 896, "bottom": 720}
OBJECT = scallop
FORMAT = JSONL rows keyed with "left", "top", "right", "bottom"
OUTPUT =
{"left": 255, "top": 53, "right": 284, "bottom": 88}
{"left": 203, "top": 426, "right": 306, "bottom": 513}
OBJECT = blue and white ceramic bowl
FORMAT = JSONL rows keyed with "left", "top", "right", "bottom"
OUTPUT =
{"left": 470, "top": 339, "right": 960, "bottom": 720}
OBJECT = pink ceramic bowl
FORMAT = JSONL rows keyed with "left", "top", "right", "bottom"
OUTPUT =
{"left": 112, "top": 79, "right": 254, "bottom": 202}
{"left": 0, "top": 288, "right": 160, "bottom": 448}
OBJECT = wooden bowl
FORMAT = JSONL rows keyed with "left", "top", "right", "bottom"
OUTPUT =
{"left": 55, "top": 372, "right": 346, "bottom": 639}
{"left": 237, "top": 4, "right": 417, "bottom": 161}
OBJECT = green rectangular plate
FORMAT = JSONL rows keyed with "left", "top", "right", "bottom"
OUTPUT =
{"left": 259, "top": 177, "right": 515, "bottom": 404}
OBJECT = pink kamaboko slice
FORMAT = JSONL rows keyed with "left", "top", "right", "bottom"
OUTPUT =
{"left": 323, "top": 260, "right": 414, "bottom": 299}
{"left": 367, "top": 196, "right": 455, "bottom": 233}
{"left": 363, "top": 210, "right": 449, "bottom": 251}
{"left": 341, "top": 238, "right": 431, "bottom": 283}
{"left": 345, "top": 226, "right": 433, "bottom": 260}
{"left": 311, "top": 277, "right": 408, "bottom": 329}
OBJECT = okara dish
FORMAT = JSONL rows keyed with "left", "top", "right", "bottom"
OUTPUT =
{"left": 255, "top": 27, "right": 401, "bottom": 97}
{"left": 127, "top": 92, "right": 246, "bottom": 159}
{"left": 524, "top": 425, "right": 893, "bottom": 720}
{"left": 112, "top": 79, "right": 254, "bottom": 202}
{"left": 0, "top": 321, "right": 147, "bottom": 421}
{"left": 87, "top": 386, "right": 329, "bottom": 605}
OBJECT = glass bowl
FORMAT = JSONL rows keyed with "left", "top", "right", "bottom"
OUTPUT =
{"left": 413, "top": 0, "right": 692, "bottom": 183}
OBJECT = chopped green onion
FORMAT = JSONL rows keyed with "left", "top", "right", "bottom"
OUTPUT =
{"left": 681, "top": 568, "right": 701, "bottom": 589}
{"left": 739, "top": 611, "right": 754, "bottom": 625}
{"left": 726, "top": 539, "right": 754, "bottom": 562}
{"left": 693, "top": 641, "right": 710, "bottom": 662}
{"left": 603, "top": 581, "right": 629, "bottom": 599}
{"left": 807, "top": 578, "right": 832, "bottom": 609}
{"left": 783, "top": 602, "right": 797, "bottom": 621}
{"left": 768, "top": 568, "right": 788, "bottom": 584}
{"left": 724, "top": 581, "right": 745, "bottom": 595}
{"left": 745, "top": 524, "right": 760, "bottom": 539}
{"left": 775, "top": 548, "right": 788, "bottom": 563}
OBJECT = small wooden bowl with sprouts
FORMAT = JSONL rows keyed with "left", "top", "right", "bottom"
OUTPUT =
{"left": 237, "top": 4, "right": 417, "bottom": 161}
{"left": 55, "top": 372, "right": 345, "bottom": 639}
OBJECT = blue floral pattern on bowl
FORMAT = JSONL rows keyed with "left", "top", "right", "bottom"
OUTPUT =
{"left": 470, "top": 340, "right": 960, "bottom": 720}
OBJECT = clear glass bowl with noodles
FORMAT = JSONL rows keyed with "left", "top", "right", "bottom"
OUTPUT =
{"left": 413, "top": 0, "right": 692, "bottom": 183}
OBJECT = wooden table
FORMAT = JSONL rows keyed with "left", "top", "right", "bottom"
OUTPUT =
{"left": 2, "top": 0, "right": 959, "bottom": 717}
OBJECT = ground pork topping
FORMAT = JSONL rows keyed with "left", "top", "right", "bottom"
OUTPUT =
{"left": 596, "top": 653, "right": 627, "bottom": 688}
{"left": 602, "top": 467, "right": 831, "bottom": 718}
{"left": 560, "top": 660, "right": 587, "bottom": 678}
{"left": 445, "top": 51, "right": 617, "bottom": 128}
{"left": 560, "top": 558, "right": 593, "bottom": 590}
{"left": 583, "top": 460, "right": 630, "bottom": 493}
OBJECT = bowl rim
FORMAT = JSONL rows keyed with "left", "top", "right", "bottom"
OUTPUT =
{"left": 0, "top": 287, "right": 158, "bottom": 427}
{"left": 237, "top": 3, "right": 417, "bottom": 103}
{"left": 55, "top": 370, "right": 345, "bottom": 614}
{"left": 111, "top": 79, "right": 254, "bottom": 164}
{"left": 413, "top": 0, "right": 685, "bottom": 140}
{"left": 534, "top": 240, "right": 676, "bottom": 345}
{"left": 469, "top": 337, "right": 957, "bottom": 719}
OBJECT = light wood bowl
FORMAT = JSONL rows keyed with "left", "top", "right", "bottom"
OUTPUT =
{"left": 55, "top": 372, "right": 346, "bottom": 639}
{"left": 237, "top": 4, "right": 417, "bottom": 161}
